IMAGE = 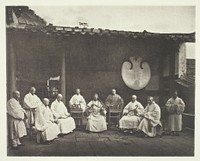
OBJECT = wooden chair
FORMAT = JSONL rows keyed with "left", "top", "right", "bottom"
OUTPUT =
{"left": 25, "top": 108, "right": 37, "bottom": 140}
{"left": 36, "top": 131, "right": 42, "bottom": 143}
{"left": 70, "top": 108, "right": 84, "bottom": 127}
{"left": 108, "top": 101, "right": 124, "bottom": 127}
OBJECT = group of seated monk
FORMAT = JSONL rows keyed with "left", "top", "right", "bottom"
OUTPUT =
{"left": 7, "top": 87, "right": 185, "bottom": 149}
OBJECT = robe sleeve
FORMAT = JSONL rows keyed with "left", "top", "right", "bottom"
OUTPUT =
{"left": 176, "top": 98, "right": 185, "bottom": 114}
{"left": 136, "top": 102, "right": 144, "bottom": 115}
{"left": 165, "top": 98, "right": 175, "bottom": 114}
{"left": 51, "top": 101, "right": 60, "bottom": 119}
{"left": 122, "top": 102, "right": 130, "bottom": 114}
{"left": 105, "top": 95, "right": 111, "bottom": 107}
{"left": 81, "top": 96, "right": 86, "bottom": 105}
{"left": 69, "top": 96, "right": 74, "bottom": 107}
{"left": 148, "top": 104, "right": 161, "bottom": 120}
{"left": 35, "top": 106, "right": 47, "bottom": 131}
{"left": 87, "top": 101, "right": 92, "bottom": 108}
{"left": 7, "top": 100, "right": 25, "bottom": 120}
{"left": 144, "top": 104, "right": 161, "bottom": 126}
{"left": 35, "top": 95, "right": 42, "bottom": 107}
{"left": 48, "top": 108, "right": 55, "bottom": 122}
{"left": 23, "top": 95, "right": 33, "bottom": 109}
{"left": 62, "top": 102, "right": 69, "bottom": 116}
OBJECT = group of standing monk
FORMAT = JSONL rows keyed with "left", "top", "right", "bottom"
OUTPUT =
{"left": 7, "top": 87, "right": 185, "bottom": 149}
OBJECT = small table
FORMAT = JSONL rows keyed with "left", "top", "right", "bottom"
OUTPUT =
{"left": 70, "top": 108, "right": 84, "bottom": 127}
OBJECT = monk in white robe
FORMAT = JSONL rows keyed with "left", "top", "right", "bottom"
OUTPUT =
{"left": 7, "top": 91, "right": 27, "bottom": 149}
{"left": 105, "top": 89, "right": 124, "bottom": 109}
{"left": 119, "top": 95, "right": 144, "bottom": 134}
{"left": 23, "top": 87, "right": 42, "bottom": 128}
{"left": 35, "top": 98, "right": 60, "bottom": 142}
{"left": 166, "top": 90, "right": 185, "bottom": 136}
{"left": 86, "top": 93, "right": 107, "bottom": 132}
{"left": 51, "top": 94, "right": 76, "bottom": 135}
{"left": 137, "top": 97, "right": 162, "bottom": 137}
{"left": 69, "top": 88, "right": 86, "bottom": 112}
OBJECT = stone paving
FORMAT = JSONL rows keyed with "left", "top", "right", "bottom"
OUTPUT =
{"left": 7, "top": 127, "right": 194, "bottom": 156}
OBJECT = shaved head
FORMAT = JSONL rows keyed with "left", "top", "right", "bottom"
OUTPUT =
{"left": 172, "top": 90, "right": 178, "bottom": 99}
{"left": 43, "top": 98, "right": 49, "bottom": 106}
{"left": 148, "top": 96, "right": 154, "bottom": 104}
{"left": 30, "top": 87, "right": 36, "bottom": 95}
{"left": 131, "top": 95, "right": 137, "bottom": 102}
{"left": 112, "top": 89, "right": 116, "bottom": 95}
{"left": 13, "top": 91, "right": 20, "bottom": 100}
{"left": 93, "top": 93, "right": 99, "bottom": 100}
{"left": 57, "top": 94, "right": 63, "bottom": 102}
{"left": 76, "top": 88, "right": 80, "bottom": 95}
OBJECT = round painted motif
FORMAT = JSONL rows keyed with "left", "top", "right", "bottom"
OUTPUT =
{"left": 121, "top": 56, "right": 151, "bottom": 90}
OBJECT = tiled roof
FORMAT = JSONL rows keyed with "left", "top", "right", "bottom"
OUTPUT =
{"left": 7, "top": 24, "right": 195, "bottom": 42}
{"left": 6, "top": 6, "right": 195, "bottom": 42}
{"left": 6, "top": 6, "right": 46, "bottom": 28}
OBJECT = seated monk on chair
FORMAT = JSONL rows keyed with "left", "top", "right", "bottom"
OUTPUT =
{"left": 119, "top": 95, "right": 144, "bottom": 134}
{"left": 35, "top": 98, "right": 60, "bottom": 144}
{"left": 69, "top": 88, "right": 86, "bottom": 112}
{"left": 137, "top": 96, "right": 162, "bottom": 138}
{"left": 86, "top": 93, "right": 107, "bottom": 133}
{"left": 51, "top": 94, "right": 76, "bottom": 136}
{"left": 105, "top": 89, "right": 124, "bottom": 110}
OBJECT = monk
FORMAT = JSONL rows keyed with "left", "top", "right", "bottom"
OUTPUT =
{"left": 51, "top": 94, "right": 76, "bottom": 135}
{"left": 86, "top": 93, "right": 107, "bottom": 132}
{"left": 137, "top": 96, "right": 162, "bottom": 137}
{"left": 35, "top": 98, "right": 60, "bottom": 143}
{"left": 119, "top": 95, "right": 144, "bottom": 134}
{"left": 105, "top": 89, "right": 124, "bottom": 109}
{"left": 7, "top": 91, "right": 27, "bottom": 149}
{"left": 23, "top": 87, "right": 42, "bottom": 128}
{"left": 166, "top": 90, "right": 185, "bottom": 136}
{"left": 69, "top": 89, "right": 86, "bottom": 112}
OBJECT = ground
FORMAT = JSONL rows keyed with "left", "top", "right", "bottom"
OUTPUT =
{"left": 7, "top": 126, "right": 194, "bottom": 156}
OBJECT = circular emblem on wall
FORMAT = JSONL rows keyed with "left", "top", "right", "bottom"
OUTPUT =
{"left": 121, "top": 56, "right": 151, "bottom": 90}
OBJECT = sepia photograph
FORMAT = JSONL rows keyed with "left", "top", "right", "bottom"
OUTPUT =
{"left": 4, "top": 2, "right": 196, "bottom": 158}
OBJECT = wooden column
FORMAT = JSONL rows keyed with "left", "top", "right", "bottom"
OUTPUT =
{"left": 159, "top": 53, "right": 164, "bottom": 106}
{"left": 169, "top": 50, "right": 176, "bottom": 95}
{"left": 8, "top": 40, "right": 17, "bottom": 99}
{"left": 61, "top": 51, "right": 66, "bottom": 104}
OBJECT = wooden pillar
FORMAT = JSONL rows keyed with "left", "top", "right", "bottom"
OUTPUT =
{"left": 61, "top": 51, "right": 66, "bottom": 104}
{"left": 8, "top": 40, "right": 16, "bottom": 99}
{"left": 159, "top": 54, "right": 164, "bottom": 106}
{"left": 178, "top": 43, "right": 186, "bottom": 78}
{"left": 169, "top": 50, "right": 176, "bottom": 95}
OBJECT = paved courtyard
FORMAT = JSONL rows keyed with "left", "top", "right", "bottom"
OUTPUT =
{"left": 8, "top": 127, "right": 194, "bottom": 156}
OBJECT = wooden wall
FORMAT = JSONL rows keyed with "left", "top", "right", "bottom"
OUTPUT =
{"left": 7, "top": 30, "right": 179, "bottom": 107}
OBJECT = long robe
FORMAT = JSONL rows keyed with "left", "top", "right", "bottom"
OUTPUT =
{"left": 23, "top": 93, "right": 42, "bottom": 128}
{"left": 7, "top": 98, "right": 27, "bottom": 145}
{"left": 86, "top": 100, "right": 107, "bottom": 132}
{"left": 137, "top": 102, "right": 162, "bottom": 137}
{"left": 105, "top": 94, "right": 124, "bottom": 109}
{"left": 69, "top": 94, "right": 86, "bottom": 112}
{"left": 35, "top": 104, "right": 60, "bottom": 141}
{"left": 166, "top": 97, "right": 185, "bottom": 131}
{"left": 119, "top": 101, "right": 144, "bottom": 129}
{"left": 51, "top": 100, "right": 76, "bottom": 134}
